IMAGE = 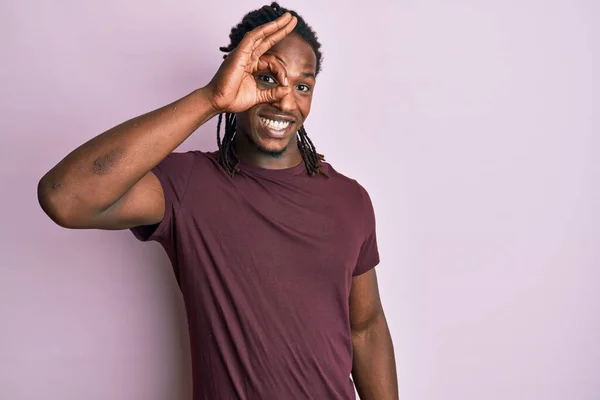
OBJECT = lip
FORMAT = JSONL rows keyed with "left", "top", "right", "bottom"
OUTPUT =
{"left": 258, "top": 113, "right": 296, "bottom": 123}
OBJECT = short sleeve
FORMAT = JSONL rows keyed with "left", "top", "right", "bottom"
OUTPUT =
{"left": 353, "top": 185, "right": 380, "bottom": 276}
{"left": 130, "top": 151, "right": 196, "bottom": 244}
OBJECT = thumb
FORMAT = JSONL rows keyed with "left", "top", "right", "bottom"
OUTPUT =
{"left": 257, "top": 85, "right": 292, "bottom": 104}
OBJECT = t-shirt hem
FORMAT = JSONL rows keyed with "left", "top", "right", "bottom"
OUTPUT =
{"left": 352, "top": 256, "right": 380, "bottom": 277}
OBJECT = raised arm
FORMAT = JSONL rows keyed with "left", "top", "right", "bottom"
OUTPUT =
{"left": 37, "top": 12, "right": 297, "bottom": 230}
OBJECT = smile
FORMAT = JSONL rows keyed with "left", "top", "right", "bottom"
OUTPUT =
{"left": 259, "top": 117, "right": 292, "bottom": 132}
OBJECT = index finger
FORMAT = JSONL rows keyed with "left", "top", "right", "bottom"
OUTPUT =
{"left": 238, "top": 13, "right": 296, "bottom": 54}
{"left": 252, "top": 16, "right": 298, "bottom": 58}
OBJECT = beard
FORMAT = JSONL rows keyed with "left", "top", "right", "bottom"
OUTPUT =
{"left": 245, "top": 129, "right": 292, "bottom": 158}
{"left": 253, "top": 141, "right": 288, "bottom": 158}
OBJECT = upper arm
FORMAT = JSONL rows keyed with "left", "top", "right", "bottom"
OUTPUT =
{"left": 87, "top": 151, "right": 197, "bottom": 232}
{"left": 84, "top": 171, "right": 165, "bottom": 230}
{"left": 349, "top": 268, "right": 384, "bottom": 334}
{"left": 352, "top": 184, "right": 379, "bottom": 277}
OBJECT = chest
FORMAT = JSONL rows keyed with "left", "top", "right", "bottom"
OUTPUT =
{"left": 178, "top": 174, "right": 364, "bottom": 283}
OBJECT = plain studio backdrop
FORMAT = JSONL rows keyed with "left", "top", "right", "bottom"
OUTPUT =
{"left": 0, "top": 0, "right": 597, "bottom": 399}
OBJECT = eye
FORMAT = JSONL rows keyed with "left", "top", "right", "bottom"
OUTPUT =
{"left": 258, "top": 75, "right": 277, "bottom": 84}
{"left": 296, "top": 84, "right": 311, "bottom": 92}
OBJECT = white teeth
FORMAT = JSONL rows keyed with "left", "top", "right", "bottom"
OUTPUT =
{"left": 260, "top": 117, "right": 291, "bottom": 131}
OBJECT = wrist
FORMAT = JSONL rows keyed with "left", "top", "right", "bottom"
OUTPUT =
{"left": 196, "top": 85, "right": 222, "bottom": 117}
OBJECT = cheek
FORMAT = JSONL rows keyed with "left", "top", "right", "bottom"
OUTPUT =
{"left": 298, "top": 98, "right": 312, "bottom": 121}
{"left": 236, "top": 110, "right": 255, "bottom": 127}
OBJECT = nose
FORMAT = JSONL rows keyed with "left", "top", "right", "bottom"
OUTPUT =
{"left": 272, "top": 90, "right": 297, "bottom": 113}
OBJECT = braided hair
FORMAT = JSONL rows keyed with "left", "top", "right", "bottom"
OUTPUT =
{"left": 217, "top": 2, "right": 325, "bottom": 177}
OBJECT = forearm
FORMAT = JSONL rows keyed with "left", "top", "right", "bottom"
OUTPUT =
{"left": 351, "top": 312, "right": 398, "bottom": 400}
{"left": 38, "top": 87, "right": 217, "bottom": 216}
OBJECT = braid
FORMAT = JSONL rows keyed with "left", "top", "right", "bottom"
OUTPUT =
{"left": 217, "top": 112, "right": 239, "bottom": 176}
{"left": 297, "top": 126, "right": 325, "bottom": 176}
{"left": 216, "top": 2, "right": 325, "bottom": 177}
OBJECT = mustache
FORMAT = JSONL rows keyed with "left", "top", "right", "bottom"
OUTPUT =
{"left": 257, "top": 108, "right": 297, "bottom": 122}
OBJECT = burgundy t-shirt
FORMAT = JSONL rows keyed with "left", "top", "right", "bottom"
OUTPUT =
{"left": 131, "top": 151, "right": 379, "bottom": 400}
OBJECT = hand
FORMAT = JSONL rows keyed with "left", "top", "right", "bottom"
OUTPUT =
{"left": 204, "top": 12, "right": 298, "bottom": 114}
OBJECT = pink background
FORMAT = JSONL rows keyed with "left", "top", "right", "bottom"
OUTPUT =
{"left": 1, "top": 0, "right": 598, "bottom": 399}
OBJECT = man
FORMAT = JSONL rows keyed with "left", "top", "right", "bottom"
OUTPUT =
{"left": 38, "top": 3, "right": 398, "bottom": 399}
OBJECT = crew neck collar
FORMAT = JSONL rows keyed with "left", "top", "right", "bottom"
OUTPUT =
{"left": 237, "top": 155, "right": 306, "bottom": 179}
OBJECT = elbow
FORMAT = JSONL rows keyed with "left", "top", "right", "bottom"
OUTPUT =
{"left": 37, "top": 176, "right": 77, "bottom": 228}
{"left": 351, "top": 311, "right": 387, "bottom": 344}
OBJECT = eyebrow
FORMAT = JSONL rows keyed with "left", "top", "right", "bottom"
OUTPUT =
{"left": 301, "top": 72, "right": 316, "bottom": 79}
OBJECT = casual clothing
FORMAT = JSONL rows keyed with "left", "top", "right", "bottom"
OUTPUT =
{"left": 131, "top": 151, "right": 379, "bottom": 400}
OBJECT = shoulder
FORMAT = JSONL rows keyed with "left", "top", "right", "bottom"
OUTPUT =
{"left": 165, "top": 150, "right": 218, "bottom": 164}
{"left": 321, "top": 161, "right": 369, "bottom": 194}
{"left": 159, "top": 150, "right": 221, "bottom": 173}
{"left": 153, "top": 151, "right": 225, "bottom": 196}
{"left": 320, "top": 161, "right": 374, "bottom": 211}
{"left": 319, "top": 162, "right": 377, "bottom": 244}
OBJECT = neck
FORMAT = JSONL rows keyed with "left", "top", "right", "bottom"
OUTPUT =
{"left": 234, "top": 132, "right": 303, "bottom": 170}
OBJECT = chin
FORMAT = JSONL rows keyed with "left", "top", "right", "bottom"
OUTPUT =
{"left": 251, "top": 135, "right": 291, "bottom": 158}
